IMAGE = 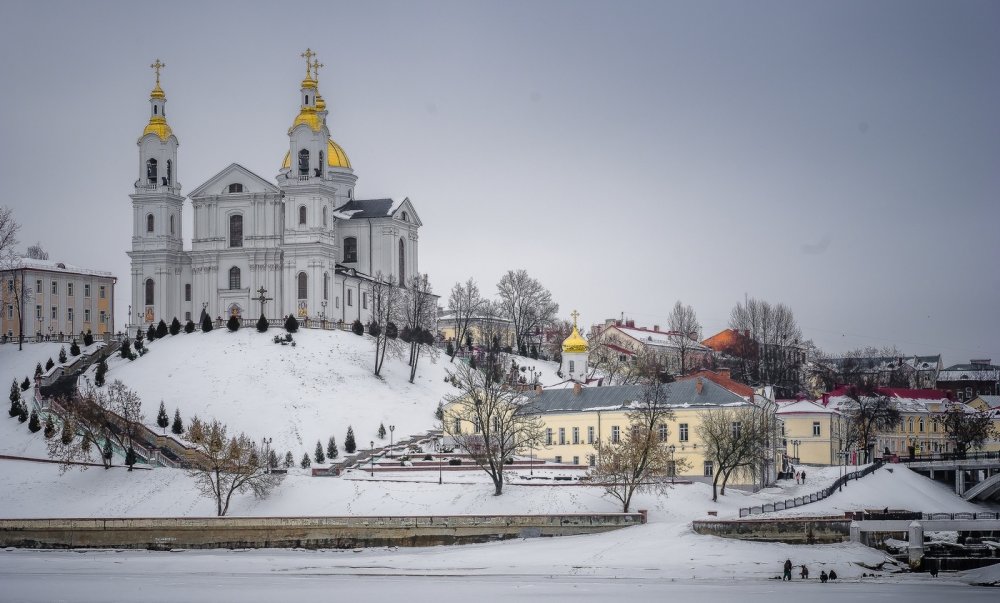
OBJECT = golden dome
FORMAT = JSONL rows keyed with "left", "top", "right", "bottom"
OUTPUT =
{"left": 316, "top": 95, "right": 326, "bottom": 111}
{"left": 301, "top": 75, "right": 317, "bottom": 89}
{"left": 562, "top": 324, "right": 588, "bottom": 354}
{"left": 150, "top": 83, "right": 165, "bottom": 99}
{"left": 141, "top": 115, "right": 173, "bottom": 141}
{"left": 289, "top": 106, "right": 321, "bottom": 133}
{"left": 281, "top": 138, "right": 351, "bottom": 170}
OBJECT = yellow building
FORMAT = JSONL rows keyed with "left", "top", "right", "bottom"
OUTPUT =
{"left": 2, "top": 257, "right": 117, "bottom": 341}
{"left": 777, "top": 400, "right": 848, "bottom": 465}
{"left": 964, "top": 396, "right": 1000, "bottom": 453}
{"left": 437, "top": 309, "right": 515, "bottom": 350}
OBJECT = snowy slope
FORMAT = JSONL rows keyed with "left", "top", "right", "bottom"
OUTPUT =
{"left": 0, "top": 342, "right": 71, "bottom": 457}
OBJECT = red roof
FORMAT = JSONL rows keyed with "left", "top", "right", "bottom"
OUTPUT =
{"left": 827, "top": 385, "right": 950, "bottom": 400}
{"left": 677, "top": 369, "right": 754, "bottom": 399}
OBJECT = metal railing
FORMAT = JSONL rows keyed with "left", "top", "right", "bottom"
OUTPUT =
{"left": 738, "top": 459, "right": 884, "bottom": 518}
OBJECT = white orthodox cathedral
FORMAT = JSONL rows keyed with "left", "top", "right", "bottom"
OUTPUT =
{"left": 127, "top": 52, "right": 421, "bottom": 328}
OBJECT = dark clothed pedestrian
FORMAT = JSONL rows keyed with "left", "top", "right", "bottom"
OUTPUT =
{"left": 829, "top": 570, "right": 837, "bottom": 581}
{"left": 820, "top": 571, "right": 828, "bottom": 583}
{"left": 783, "top": 559, "right": 792, "bottom": 581}
{"left": 800, "top": 565, "right": 809, "bottom": 580}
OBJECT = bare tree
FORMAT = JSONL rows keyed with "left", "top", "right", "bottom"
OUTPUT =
{"left": 368, "top": 272, "right": 402, "bottom": 377}
{"left": 941, "top": 406, "right": 996, "bottom": 457}
{"left": 401, "top": 273, "right": 437, "bottom": 383}
{"left": 46, "top": 380, "right": 146, "bottom": 471}
{"left": 187, "top": 419, "right": 282, "bottom": 516}
{"left": 0, "top": 207, "right": 18, "bottom": 264}
{"left": 546, "top": 319, "right": 573, "bottom": 364}
{"left": 446, "top": 278, "right": 484, "bottom": 362}
{"left": 497, "top": 269, "right": 558, "bottom": 353}
{"left": 24, "top": 243, "right": 48, "bottom": 260}
{"left": 839, "top": 381, "right": 901, "bottom": 462}
{"left": 0, "top": 207, "right": 25, "bottom": 349}
{"left": 728, "top": 297, "right": 803, "bottom": 394}
{"left": 590, "top": 380, "right": 688, "bottom": 511}
{"left": 697, "top": 404, "right": 770, "bottom": 501}
{"left": 667, "top": 300, "right": 702, "bottom": 376}
{"left": 443, "top": 352, "right": 545, "bottom": 495}
{"left": 474, "top": 299, "right": 509, "bottom": 352}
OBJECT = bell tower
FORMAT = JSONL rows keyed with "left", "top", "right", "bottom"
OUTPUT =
{"left": 127, "top": 59, "right": 186, "bottom": 330}
{"left": 561, "top": 310, "right": 590, "bottom": 383}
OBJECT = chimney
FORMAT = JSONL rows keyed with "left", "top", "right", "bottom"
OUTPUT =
{"left": 718, "top": 368, "right": 731, "bottom": 379}
{"left": 695, "top": 377, "right": 703, "bottom": 395}
{"left": 573, "top": 382, "right": 583, "bottom": 396}
{"left": 653, "top": 325, "right": 660, "bottom": 332}
{"left": 535, "top": 384, "right": 543, "bottom": 394}
{"left": 626, "top": 319, "right": 635, "bottom": 328}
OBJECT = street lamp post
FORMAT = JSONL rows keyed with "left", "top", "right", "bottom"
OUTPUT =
{"left": 370, "top": 440, "right": 375, "bottom": 477}
{"left": 437, "top": 438, "right": 443, "bottom": 485}
{"left": 529, "top": 441, "right": 534, "bottom": 476}
{"left": 389, "top": 425, "right": 395, "bottom": 458}
{"left": 262, "top": 437, "right": 272, "bottom": 473}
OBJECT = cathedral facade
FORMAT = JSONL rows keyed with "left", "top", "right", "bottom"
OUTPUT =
{"left": 127, "top": 54, "right": 421, "bottom": 329}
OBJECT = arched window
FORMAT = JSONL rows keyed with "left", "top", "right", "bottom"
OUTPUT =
{"left": 227, "top": 183, "right": 243, "bottom": 193}
{"left": 229, "top": 214, "right": 243, "bottom": 247}
{"left": 322, "top": 206, "right": 327, "bottom": 227}
{"left": 169, "top": 214, "right": 175, "bottom": 235}
{"left": 146, "top": 158, "right": 157, "bottom": 184}
{"left": 153, "top": 105, "right": 157, "bottom": 115}
{"left": 146, "top": 214, "right": 154, "bottom": 233}
{"left": 343, "top": 237, "right": 357, "bottom": 263}
{"left": 298, "top": 205, "right": 307, "bottom": 225}
{"left": 166, "top": 159, "right": 172, "bottom": 185}
{"left": 229, "top": 266, "right": 241, "bottom": 290}
{"left": 317, "top": 151, "right": 324, "bottom": 177}
{"left": 401, "top": 211, "right": 408, "bottom": 222}
{"left": 297, "top": 272, "right": 308, "bottom": 300}
{"left": 144, "top": 278, "right": 154, "bottom": 305}
{"left": 398, "top": 238, "right": 406, "bottom": 287}
{"left": 323, "top": 272, "right": 329, "bottom": 300}
{"left": 298, "top": 149, "right": 309, "bottom": 176}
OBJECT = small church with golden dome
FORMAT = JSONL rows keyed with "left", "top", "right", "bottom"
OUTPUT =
{"left": 127, "top": 51, "right": 422, "bottom": 328}
{"left": 560, "top": 310, "right": 590, "bottom": 383}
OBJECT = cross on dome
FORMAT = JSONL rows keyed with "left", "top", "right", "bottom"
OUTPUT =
{"left": 311, "top": 59, "right": 324, "bottom": 82}
{"left": 150, "top": 59, "right": 165, "bottom": 84}
{"left": 300, "top": 48, "right": 316, "bottom": 76}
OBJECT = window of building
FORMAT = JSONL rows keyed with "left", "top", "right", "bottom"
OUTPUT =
{"left": 335, "top": 297, "right": 339, "bottom": 309}
{"left": 5, "top": 305, "right": 11, "bottom": 319}
{"left": 99, "top": 285, "right": 106, "bottom": 299}
{"left": 704, "top": 461, "right": 714, "bottom": 477}
{"left": 147, "top": 214, "right": 154, "bottom": 233}
{"left": 84, "top": 284, "right": 90, "bottom": 297}
{"left": 184, "top": 311, "right": 191, "bottom": 322}
{"left": 51, "top": 307, "right": 57, "bottom": 320}
{"left": 36, "top": 279, "right": 42, "bottom": 293}
{"left": 554, "top": 456, "right": 562, "bottom": 464}
{"left": 84, "top": 309, "right": 90, "bottom": 323}
{"left": 298, "top": 205, "right": 307, "bottom": 225}
{"left": 166, "top": 159, "right": 172, "bottom": 185}
{"left": 908, "top": 417, "right": 914, "bottom": 432}
{"left": 732, "top": 421, "right": 742, "bottom": 439}
{"left": 67, "top": 308, "right": 73, "bottom": 322}
{"left": 185, "top": 284, "right": 191, "bottom": 302}
{"left": 558, "top": 428, "right": 566, "bottom": 445}
{"left": 473, "top": 418, "right": 481, "bottom": 434}
{"left": 51, "top": 281, "right": 57, "bottom": 295}
{"left": 919, "top": 418, "right": 924, "bottom": 432}
{"left": 67, "top": 283, "right": 73, "bottom": 297}
{"left": 347, "top": 289, "right": 352, "bottom": 306}
{"left": 297, "top": 272, "right": 307, "bottom": 300}
{"left": 99, "top": 310, "right": 106, "bottom": 324}
{"left": 812, "top": 421, "right": 821, "bottom": 437}
{"left": 146, "top": 158, "right": 157, "bottom": 183}
{"left": 572, "top": 426, "right": 579, "bottom": 445}
{"left": 229, "top": 267, "right": 241, "bottom": 290}
{"left": 546, "top": 428, "right": 553, "bottom": 446}
{"left": 679, "top": 423, "right": 689, "bottom": 442}
{"left": 569, "top": 360, "right": 575, "bottom": 373}
{"left": 572, "top": 456, "right": 579, "bottom": 465}
{"left": 589, "top": 454, "right": 596, "bottom": 467}
{"left": 658, "top": 423, "right": 668, "bottom": 442}
{"left": 362, "top": 292, "right": 367, "bottom": 310}
{"left": 36, "top": 305, "right": 41, "bottom": 320}
{"left": 323, "top": 273, "right": 329, "bottom": 301}
{"left": 453, "top": 418, "right": 461, "bottom": 434}
{"left": 322, "top": 206, "right": 327, "bottom": 227}
{"left": 343, "top": 237, "right": 357, "bottom": 263}
{"left": 297, "top": 149, "right": 309, "bottom": 176}
{"left": 611, "top": 425, "right": 620, "bottom": 444}
{"left": 170, "top": 214, "right": 175, "bottom": 235}
{"left": 6, "top": 279, "right": 13, "bottom": 292}
{"left": 144, "top": 279, "right": 154, "bottom": 305}
{"left": 227, "top": 183, "right": 243, "bottom": 193}
{"left": 587, "top": 426, "right": 595, "bottom": 444}
{"left": 398, "top": 238, "right": 405, "bottom": 286}
{"left": 229, "top": 214, "right": 243, "bottom": 247}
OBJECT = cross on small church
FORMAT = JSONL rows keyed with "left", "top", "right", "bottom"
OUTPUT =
{"left": 570, "top": 309, "right": 580, "bottom": 327}
{"left": 311, "top": 59, "right": 324, "bottom": 81}
{"left": 300, "top": 48, "right": 316, "bottom": 75}
{"left": 150, "top": 59, "right": 165, "bottom": 84}
{"left": 254, "top": 286, "right": 273, "bottom": 315}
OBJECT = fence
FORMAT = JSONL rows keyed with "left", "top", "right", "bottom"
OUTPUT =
{"left": 893, "top": 451, "right": 1000, "bottom": 464}
{"left": 738, "top": 459, "right": 884, "bottom": 518}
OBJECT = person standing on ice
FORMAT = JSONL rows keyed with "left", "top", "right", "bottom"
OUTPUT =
{"left": 800, "top": 565, "right": 809, "bottom": 580}
{"left": 783, "top": 559, "right": 792, "bottom": 581}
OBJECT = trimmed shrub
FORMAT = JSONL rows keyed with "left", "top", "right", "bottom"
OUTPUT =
{"left": 184, "top": 319, "right": 195, "bottom": 334}
{"left": 201, "top": 313, "right": 214, "bottom": 332}
{"left": 227, "top": 315, "right": 240, "bottom": 332}
{"left": 70, "top": 340, "right": 81, "bottom": 356}
{"left": 256, "top": 314, "right": 269, "bottom": 333}
{"left": 156, "top": 319, "right": 168, "bottom": 339}
{"left": 351, "top": 319, "right": 364, "bottom": 336}
{"left": 83, "top": 330, "right": 94, "bottom": 346}
{"left": 169, "top": 317, "right": 181, "bottom": 336}
{"left": 58, "top": 347, "right": 67, "bottom": 364}
{"left": 284, "top": 315, "right": 299, "bottom": 333}
{"left": 28, "top": 410, "right": 41, "bottom": 433}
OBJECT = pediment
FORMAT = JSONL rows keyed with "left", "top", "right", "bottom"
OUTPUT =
{"left": 188, "top": 163, "right": 280, "bottom": 198}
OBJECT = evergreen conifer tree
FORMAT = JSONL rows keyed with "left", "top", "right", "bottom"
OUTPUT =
{"left": 58, "top": 347, "right": 67, "bottom": 363}
{"left": 352, "top": 319, "right": 364, "bottom": 336}
{"left": 9, "top": 380, "right": 21, "bottom": 417}
{"left": 156, "top": 401, "right": 169, "bottom": 430}
{"left": 368, "top": 321, "right": 382, "bottom": 338}
{"left": 227, "top": 314, "right": 240, "bottom": 332}
{"left": 314, "top": 440, "right": 326, "bottom": 464}
{"left": 70, "top": 340, "right": 81, "bottom": 356}
{"left": 34, "top": 363, "right": 42, "bottom": 378}
{"left": 327, "top": 436, "right": 338, "bottom": 459}
{"left": 169, "top": 317, "right": 181, "bottom": 336}
{"left": 94, "top": 359, "right": 108, "bottom": 387}
{"left": 83, "top": 330, "right": 94, "bottom": 346}
{"left": 435, "top": 402, "right": 445, "bottom": 422}
{"left": 171, "top": 409, "right": 183, "bottom": 435}
{"left": 28, "top": 410, "right": 41, "bottom": 432}
{"left": 60, "top": 420, "right": 73, "bottom": 445}
{"left": 102, "top": 440, "right": 113, "bottom": 463}
{"left": 184, "top": 319, "right": 195, "bottom": 334}
{"left": 43, "top": 415, "right": 55, "bottom": 439}
{"left": 284, "top": 451, "right": 294, "bottom": 468}
{"left": 256, "top": 313, "right": 269, "bottom": 333}
{"left": 300, "top": 453, "right": 311, "bottom": 469}
{"left": 135, "top": 327, "right": 145, "bottom": 348}
{"left": 378, "top": 423, "right": 387, "bottom": 440}
{"left": 386, "top": 322, "right": 398, "bottom": 339}
{"left": 268, "top": 449, "right": 280, "bottom": 470}
{"left": 21, "top": 376, "right": 30, "bottom": 391}
{"left": 156, "top": 319, "right": 168, "bottom": 339}
{"left": 146, "top": 324, "right": 156, "bottom": 342}
{"left": 345, "top": 426, "right": 357, "bottom": 453}
{"left": 120, "top": 338, "right": 134, "bottom": 360}
{"left": 17, "top": 403, "right": 28, "bottom": 423}
{"left": 45, "top": 357, "right": 54, "bottom": 370}
{"left": 284, "top": 314, "right": 299, "bottom": 333}
{"left": 201, "top": 313, "right": 214, "bottom": 332}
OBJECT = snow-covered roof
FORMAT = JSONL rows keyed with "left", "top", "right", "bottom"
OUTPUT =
{"left": 6, "top": 257, "right": 114, "bottom": 279}
{"left": 523, "top": 379, "right": 746, "bottom": 415}
{"left": 333, "top": 197, "right": 419, "bottom": 224}
{"left": 977, "top": 395, "right": 1000, "bottom": 409}
{"left": 776, "top": 400, "right": 839, "bottom": 415}
{"left": 611, "top": 326, "right": 711, "bottom": 352}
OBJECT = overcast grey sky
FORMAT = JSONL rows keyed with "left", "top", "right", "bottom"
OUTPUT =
{"left": 1, "top": 0, "right": 997, "bottom": 364}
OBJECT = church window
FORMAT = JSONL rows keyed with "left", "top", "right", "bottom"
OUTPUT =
{"left": 322, "top": 206, "right": 327, "bottom": 226}
{"left": 401, "top": 211, "right": 408, "bottom": 222}
{"left": 51, "top": 281, "right": 57, "bottom": 295}
{"left": 229, "top": 214, "right": 243, "bottom": 248}
{"left": 305, "top": 95, "right": 309, "bottom": 104}
{"left": 154, "top": 106, "right": 157, "bottom": 115}
{"left": 184, "top": 284, "right": 191, "bottom": 302}
{"left": 146, "top": 214, "right": 154, "bottom": 233}
{"left": 347, "top": 289, "right": 352, "bottom": 307}
{"left": 343, "top": 237, "right": 357, "bottom": 263}
{"left": 297, "top": 272, "right": 307, "bottom": 300}
{"left": 166, "top": 160, "right": 172, "bottom": 185}
{"left": 298, "top": 205, "right": 307, "bottom": 225}
{"left": 229, "top": 267, "right": 241, "bottom": 290}
{"left": 569, "top": 360, "right": 575, "bottom": 373}
{"left": 227, "top": 183, "right": 243, "bottom": 193}
{"left": 398, "top": 238, "right": 405, "bottom": 287}
{"left": 298, "top": 149, "right": 309, "bottom": 176}
{"left": 170, "top": 214, "right": 175, "bottom": 235}
{"left": 317, "top": 152, "right": 324, "bottom": 177}
{"left": 323, "top": 273, "right": 329, "bottom": 300}
{"left": 362, "top": 292, "right": 367, "bottom": 310}
{"left": 144, "top": 279, "right": 154, "bottom": 306}
{"left": 146, "top": 159, "right": 157, "bottom": 184}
